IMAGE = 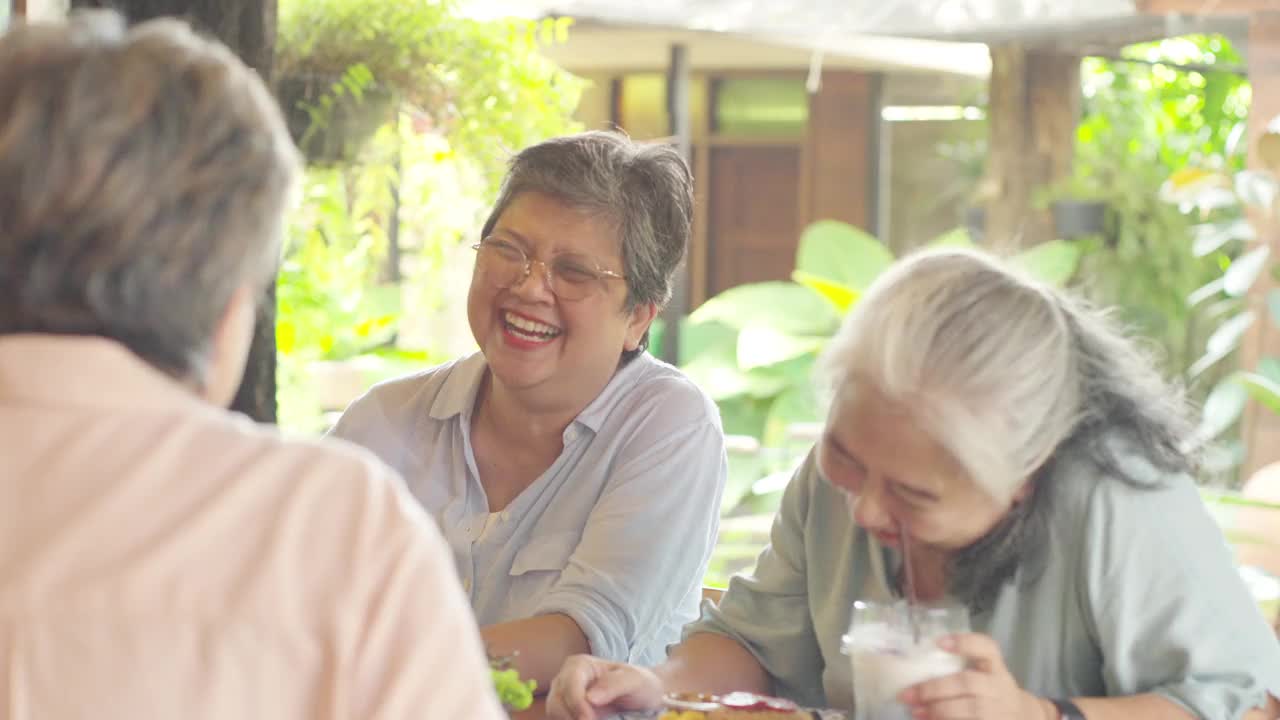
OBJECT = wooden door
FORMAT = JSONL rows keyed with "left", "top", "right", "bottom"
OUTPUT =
{"left": 706, "top": 144, "right": 801, "bottom": 296}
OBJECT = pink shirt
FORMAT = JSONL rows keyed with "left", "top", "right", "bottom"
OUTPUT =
{"left": 0, "top": 335, "right": 506, "bottom": 720}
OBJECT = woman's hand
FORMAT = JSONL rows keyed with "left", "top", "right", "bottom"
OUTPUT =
{"left": 545, "top": 654, "right": 665, "bottom": 720}
{"left": 898, "top": 633, "right": 1053, "bottom": 720}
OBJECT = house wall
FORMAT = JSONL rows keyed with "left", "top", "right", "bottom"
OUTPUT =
{"left": 581, "top": 67, "right": 878, "bottom": 307}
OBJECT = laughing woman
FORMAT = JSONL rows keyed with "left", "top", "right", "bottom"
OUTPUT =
{"left": 330, "top": 131, "right": 727, "bottom": 693}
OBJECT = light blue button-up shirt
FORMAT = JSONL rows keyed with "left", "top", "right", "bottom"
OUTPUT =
{"left": 330, "top": 351, "right": 727, "bottom": 665}
{"left": 685, "top": 442, "right": 1280, "bottom": 717}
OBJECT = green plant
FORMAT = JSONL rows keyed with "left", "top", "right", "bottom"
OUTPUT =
{"left": 680, "top": 221, "right": 1083, "bottom": 513}
{"left": 273, "top": 2, "right": 585, "bottom": 433}
{"left": 1162, "top": 118, "right": 1280, "bottom": 465}
{"left": 277, "top": 0, "right": 583, "bottom": 188}
{"left": 1059, "top": 38, "right": 1248, "bottom": 388}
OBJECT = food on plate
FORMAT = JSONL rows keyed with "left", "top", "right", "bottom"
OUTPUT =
{"left": 659, "top": 692, "right": 819, "bottom": 720}
{"left": 488, "top": 653, "right": 537, "bottom": 711}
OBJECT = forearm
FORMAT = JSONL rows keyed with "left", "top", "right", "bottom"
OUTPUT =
{"left": 1067, "top": 691, "right": 1279, "bottom": 720}
{"left": 654, "top": 632, "right": 772, "bottom": 697}
{"left": 483, "top": 614, "right": 590, "bottom": 695}
{"left": 1067, "top": 694, "right": 1198, "bottom": 720}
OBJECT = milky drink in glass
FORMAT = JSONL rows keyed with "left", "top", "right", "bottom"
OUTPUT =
{"left": 843, "top": 600, "right": 969, "bottom": 720}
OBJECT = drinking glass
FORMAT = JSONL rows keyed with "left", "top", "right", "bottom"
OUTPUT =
{"left": 841, "top": 599, "right": 969, "bottom": 720}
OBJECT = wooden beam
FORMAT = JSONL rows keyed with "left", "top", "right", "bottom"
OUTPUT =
{"left": 1240, "top": 11, "right": 1280, "bottom": 479}
{"left": 979, "top": 46, "right": 1081, "bottom": 251}
{"left": 660, "top": 42, "right": 691, "bottom": 365}
{"left": 1138, "top": 0, "right": 1278, "bottom": 14}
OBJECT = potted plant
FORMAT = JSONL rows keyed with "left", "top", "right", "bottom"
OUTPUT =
{"left": 1052, "top": 197, "right": 1110, "bottom": 240}
{"left": 276, "top": 66, "right": 396, "bottom": 165}
{"left": 275, "top": 0, "right": 445, "bottom": 163}
{"left": 275, "top": 0, "right": 582, "bottom": 168}
{"left": 1039, "top": 177, "right": 1113, "bottom": 242}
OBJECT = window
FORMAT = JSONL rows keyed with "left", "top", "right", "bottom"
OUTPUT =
{"left": 713, "top": 77, "right": 808, "bottom": 136}
{"left": 616, "top": 72, "right": 708, "bottom": 140}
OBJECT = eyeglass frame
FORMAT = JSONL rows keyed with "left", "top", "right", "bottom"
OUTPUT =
{"left": 470, "top": 236, "right": 627, "bottom": 300}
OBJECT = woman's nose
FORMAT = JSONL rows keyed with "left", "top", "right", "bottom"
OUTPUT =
{"left": 510, "top": 258, "right": 556, "bottom": 299}
{"left": 850, "top": 483, "right": 894, "bottom": 533}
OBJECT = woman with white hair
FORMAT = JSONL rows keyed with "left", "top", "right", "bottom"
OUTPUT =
{"left": 547, "top": 247, "right": 1280, "bottom": 720}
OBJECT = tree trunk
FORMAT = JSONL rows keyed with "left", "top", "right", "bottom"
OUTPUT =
{"left": 980, "top": 45, "right": 1081, "bottom": 251}
{"left": 89, "top": 0, "right": 280, "bottom": 423}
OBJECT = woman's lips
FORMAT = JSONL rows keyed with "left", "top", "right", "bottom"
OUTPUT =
{"left": 873, "top": 531, "right": 901, "bottom": 546}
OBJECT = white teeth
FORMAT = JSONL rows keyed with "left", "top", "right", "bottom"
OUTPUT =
{"left": 503, "top": 311, "right": 561, "bottom": 338}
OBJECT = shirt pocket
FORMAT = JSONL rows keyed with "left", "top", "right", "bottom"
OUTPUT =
{"left": 509, "top": 530, "right": 580, "bottom": 576}
{"left": 503, "top": 530, "right": 582, "bottom": 618}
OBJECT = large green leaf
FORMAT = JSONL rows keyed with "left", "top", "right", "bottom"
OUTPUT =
{"left": 792, "top": 270, "right": 860, "bottom": 314}
{"left": 677, "top": 318, "right": 738, "bottom": 366}
{"left": 929, "top": 227, "right": 975, "bottom": 247}
{"left": 736, "top": 326, "right": 826, "bottom": 371}
{"left": 1223, "top": 244, "right": 1271, "bottom": 297}
{"left": 1012, "top": 240, "right": 1081, "bottom": 287}
{"left": 689, "top": 282, "right": 840, "bottom": 337}
{"left": 1238, "top": 372, "right": 1280, "bottom": 415}
{"left": 1196, "top": 375, "right": 1248, "bottom": 441}
{"left": 762, "top": 384, "right": 822, "bottom": 448}
{"left": 681, "top": 354, "right": 758, "bottom": 401}
{"left": 794, "top": 220, "right": 894, "bottom": 291}
{"left": 1234, "top": 169, "right": 1279, "bottom": 211}
{"left": 1188, "top": 310, "right": 1255, "bottom": 378}
{"left": 1187, "top": 277, "right": 1226, "bottom": 308}
{"left": 1191, "top": 218, "right": 1254, "bottom": 257}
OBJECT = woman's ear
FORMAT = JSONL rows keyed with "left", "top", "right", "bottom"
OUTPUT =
{"left": 624, "top": 301, "right": 659, "bottom": 352}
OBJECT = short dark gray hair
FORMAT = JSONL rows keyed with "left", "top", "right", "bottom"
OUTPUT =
{"left": 480, "top": 130, "right": 693, "bottom": 359}
{"left": 0, "top": 11, "right": 300, "bottom": 383}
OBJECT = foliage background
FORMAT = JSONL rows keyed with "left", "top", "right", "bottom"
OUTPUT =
{"left": 273, "top": 0, "right": 584, "bottom": 432}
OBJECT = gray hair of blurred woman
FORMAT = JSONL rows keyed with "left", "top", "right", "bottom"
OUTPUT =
{"left": 480, "top": 130, "right": 693, "bottom": 361}
{"left": 817, "top": 247, "right": 1197, "bottom": 610}
{"left": 0, "top": 11, "right": 301, "bottom": 385}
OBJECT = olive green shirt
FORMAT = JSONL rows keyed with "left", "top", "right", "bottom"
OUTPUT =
{"left": 685, "top": 442, "right": 1280, "bottom": 719}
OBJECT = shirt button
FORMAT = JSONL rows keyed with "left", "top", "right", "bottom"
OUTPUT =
{"left": 463, "top": 578, "right": 472, "bottom": 593}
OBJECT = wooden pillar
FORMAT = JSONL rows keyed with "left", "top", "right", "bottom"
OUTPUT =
{"left": 108, "top": 0, "right": 279, "bottom": 423}
{"left": 661, "top": 42, "right": 691, "bottom": 364}
{"left": 1242, "top": 11, "right": 1280, "bottom": 478}
{"left": 980, "top": 46, "right": 1081, "bottom": 251}
{"left": 801, "top": 70, "right": 877, "bottom": 233}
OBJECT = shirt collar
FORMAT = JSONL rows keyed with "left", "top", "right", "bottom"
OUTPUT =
{"left": 0, "top": 334, "right": 208, "bottom": 413}
{"left": 426, "top": 351, "right": 656, "bottom": 434}
{"left": 574, "top": 353, "right": 652, "bottom": 433}
{"left": 427, "top": 351, "right": 488, "bottom": 422}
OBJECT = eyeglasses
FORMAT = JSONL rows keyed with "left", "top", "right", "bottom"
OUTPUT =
{"left": 471, "top": 237, "right": 626, "bottom": 301}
